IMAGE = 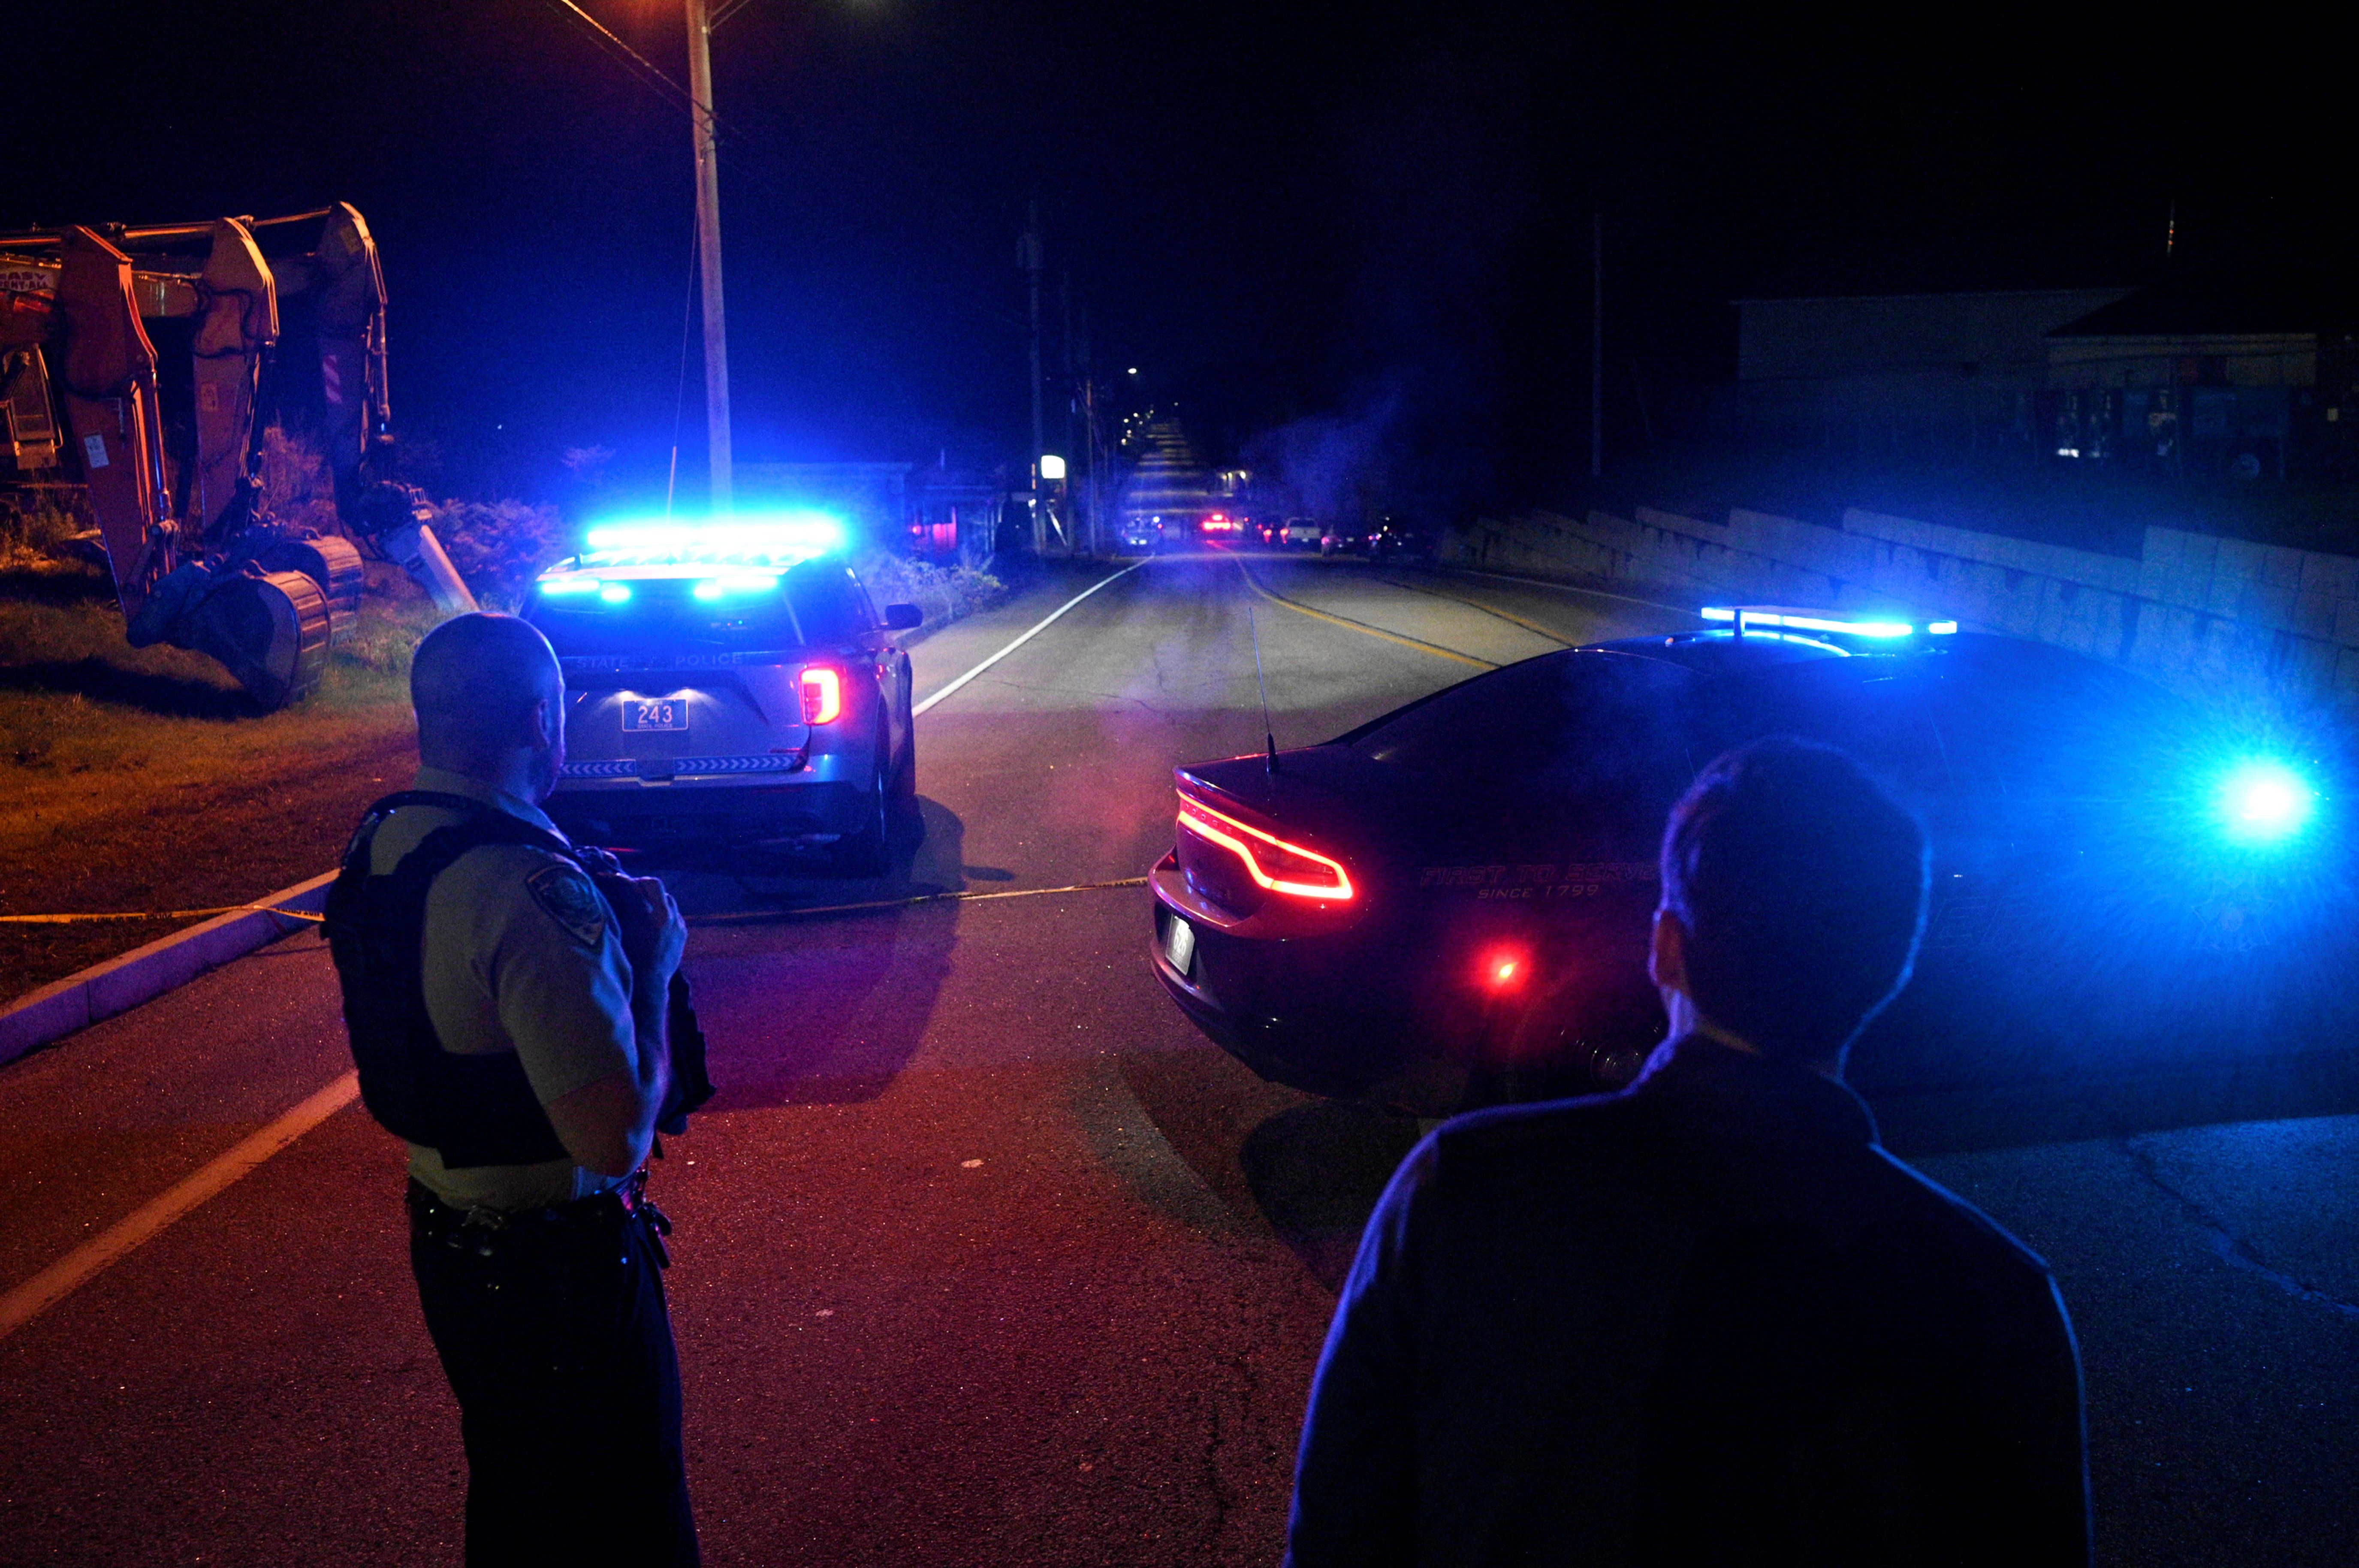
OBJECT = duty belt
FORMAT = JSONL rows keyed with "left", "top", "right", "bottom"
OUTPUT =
{"left": 406, "top": 1170, "right": 674, "bottom": 1268}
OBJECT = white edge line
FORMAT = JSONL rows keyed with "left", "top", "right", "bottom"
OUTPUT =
{"left": 912, "top": 561, "right": 1146, "bottom": 717}
{"left": 0, "top": 1070, "right": 361, "bottom": 1342}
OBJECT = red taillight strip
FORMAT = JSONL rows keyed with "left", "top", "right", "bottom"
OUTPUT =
{"left": 1175, "top": 793, "right": 1355, "bottom": 901}
{"left": 800, "top": 666, "right": 842, "bottom": 724}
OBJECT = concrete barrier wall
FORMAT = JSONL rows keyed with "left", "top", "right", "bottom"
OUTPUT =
{"left": 1446, "top": 505, "right": 2359, "bottom": 720}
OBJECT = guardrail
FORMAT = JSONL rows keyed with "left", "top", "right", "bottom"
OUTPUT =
{"left": 1447, "top": 506, "right": 2359, "bottom": 722}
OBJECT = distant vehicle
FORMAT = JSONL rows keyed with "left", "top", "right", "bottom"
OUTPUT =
{"left": 1149, "top": 606, "right": 2351, "bottom": 1122}
{"left": 1198, "top": 511, "right": 1245, "bottom": 540}
{"left": 525, "top": 515, "right": 920, "bottom": 874}
{"left": 1281, "top": 518, "right": 1321, "bottom": 549}
{"left": 1368, "top": 518, "right": 1435, "bottom": 563}
{"left": 1119, "top": 516, "right": 1162, "bottom": 552}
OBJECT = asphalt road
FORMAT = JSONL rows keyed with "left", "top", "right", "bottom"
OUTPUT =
{"left": 2, "top": 552, "right": 2355, "bottom": 1565}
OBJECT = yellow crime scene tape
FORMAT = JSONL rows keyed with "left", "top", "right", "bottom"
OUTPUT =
{"left": 0, "top": 902, "right": 327, "bottom": 926}
{"left": 689, "top": 874, "right": 1149, "bottom": 925}
{"left": 3, "top": 879, "right": 1152, "bottom": 929}
{"left": 8, "top": 569, "right": 1472, "bottom": 931}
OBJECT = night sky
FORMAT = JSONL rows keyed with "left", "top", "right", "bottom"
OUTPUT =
{"left": 8, "top": 3, "right": 2351, "bottom": 515}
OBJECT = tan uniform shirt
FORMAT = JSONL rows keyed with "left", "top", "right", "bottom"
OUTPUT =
{"left": 374, "top": 767, "right": 639, "bottom": 1211}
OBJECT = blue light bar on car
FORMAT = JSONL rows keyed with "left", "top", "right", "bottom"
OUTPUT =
{"left": 1701, "top": 606, "right": 1918, "bottom": 638}
{"left": 537, "top": 577, "right": 601, "bottom": 596}
{"left": 581, "top": 511, "right": 846, "bottom": 566}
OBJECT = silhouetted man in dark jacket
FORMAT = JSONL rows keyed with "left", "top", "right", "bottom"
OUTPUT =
{"left": 1288, "top": 738, "right": 2090, "bottom": 1566}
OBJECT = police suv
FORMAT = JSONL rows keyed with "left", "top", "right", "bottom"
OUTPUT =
{"left": 524, "top": 516, "right": 920, "bottom": 872}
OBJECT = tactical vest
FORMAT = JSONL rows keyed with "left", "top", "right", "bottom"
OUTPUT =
{"left": 324, "top": 790, "right": 588, "bottom": 1168}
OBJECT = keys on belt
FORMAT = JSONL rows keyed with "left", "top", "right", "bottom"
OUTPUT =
{"left": 407, "top": 1171, "right": 675, "bottom": 1268}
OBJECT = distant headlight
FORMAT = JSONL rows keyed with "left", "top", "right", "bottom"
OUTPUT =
{"left": 2219, "top": 760, "right": 2315, "bottom": 843}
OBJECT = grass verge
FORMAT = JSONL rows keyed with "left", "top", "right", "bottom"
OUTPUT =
{"left": 1, "top": 567, "right": 436, "bottom": 1002}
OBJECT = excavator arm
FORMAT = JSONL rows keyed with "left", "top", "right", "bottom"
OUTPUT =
{"left": 49, "top": 228, "right": 175, "bottom": 620}
{"left": 0, "top": 205, "right": 473, "bottom": 709}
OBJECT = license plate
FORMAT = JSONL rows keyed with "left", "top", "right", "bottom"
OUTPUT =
{"left": 621, "top": 697, "right": 686, "bottom": 732}
{"left": 1163, "top": 915, "right": 1196, "bottom": 975}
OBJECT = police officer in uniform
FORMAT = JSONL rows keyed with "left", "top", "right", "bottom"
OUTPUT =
{"left": 327, "top": 612, "right": 699, "bottom": 1566}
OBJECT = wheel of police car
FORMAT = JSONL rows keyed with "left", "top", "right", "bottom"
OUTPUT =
{"left": 834, "top": 729, "right": 894, "bottom": 877}
{"left": 892, "top": 723, "right": 918, "bottom": 802}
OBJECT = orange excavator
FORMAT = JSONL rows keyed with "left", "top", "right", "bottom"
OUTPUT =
{"left": 0, "top": 204, "right": 472, "bottom": 709}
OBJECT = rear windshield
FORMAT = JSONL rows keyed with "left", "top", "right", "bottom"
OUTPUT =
{"left": 1348, "top": 650, "right": 1705, "bottom": 814}
{"left": 784, "top": 562, "right": 875, "bottom": 644}
{"left": 525, "top": 559, "right": 869, "bottom": 658}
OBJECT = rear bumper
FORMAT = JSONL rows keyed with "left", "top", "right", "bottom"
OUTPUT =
{"left": 549, "top": 773, "right": 867, "bottom": 840}
{"left": 1148, "top": 856, "right": 1466, "bottom": 1110}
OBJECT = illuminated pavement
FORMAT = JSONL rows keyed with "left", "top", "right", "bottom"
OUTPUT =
{"left": 1, "top": 554, "right": 2354, "bottom": 1565}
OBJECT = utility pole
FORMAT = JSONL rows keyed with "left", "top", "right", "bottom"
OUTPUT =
{"left": 1062, "top": 268, "right": 1088, "bottom": 555}
{"left": 1024, "top": 200, "right": 1047, "bottom": 552}
{"left": 1078, "top": 300, "right": 1100, "bottom": 558}
{"left": 1590, "top": 211, "right": 1603, "bottom": 482}
{"left": 685, "top": 0, "right": 732, "bottom": 510}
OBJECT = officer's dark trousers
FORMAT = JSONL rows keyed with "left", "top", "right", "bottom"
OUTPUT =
{"left": 409, "top": 1185, "right": 698, "bottom": 1568}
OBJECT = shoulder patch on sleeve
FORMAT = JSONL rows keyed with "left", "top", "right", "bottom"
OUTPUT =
{"left": 525, "top": 861, "right": 609, "bottom": 948}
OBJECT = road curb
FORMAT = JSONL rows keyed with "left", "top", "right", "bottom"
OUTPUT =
{"left": 0, "top": 870, "right": 336, "bottom": 1070}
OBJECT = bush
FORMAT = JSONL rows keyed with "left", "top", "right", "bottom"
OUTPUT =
{"left": 432, "top": 499, "right": 566, "bottom": 609}
{"left": 331, "top": 596, "right": 448, "bottom": 682}
{"left": 258, "top": 426, "right": 340, "bottom": 536}
{"left": 0, "top": 497, "right": 95, "bottom": 575}
{"left": 854, "top": 550, "right": 1005, "bottom": 629}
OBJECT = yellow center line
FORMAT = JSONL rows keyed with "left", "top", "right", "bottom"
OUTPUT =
{"left": 1378, "top": 575, "right": 1574, "bottom": 645}
{"left": 1235, "top": 563, "right": 1497, "bottom": 669}
{"left": 0, "top": 1071, "right": 362, "bottom": 1342}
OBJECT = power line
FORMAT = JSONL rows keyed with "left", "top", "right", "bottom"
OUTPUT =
{"left": 540, "top": 0, "right": 722, "bottom": 140}
{"left": 537, "top": 0, "right": 1026, "bottom": 339}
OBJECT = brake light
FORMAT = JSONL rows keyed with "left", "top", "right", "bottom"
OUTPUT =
{"left": 1483, "top": 950, "right": 1526, "bottom": 989}
{"left": 1174, "top": 793, "right": 1354, "bottom": 902}
{"left": 800, "top": 666, "right": 842, "bottom": 724}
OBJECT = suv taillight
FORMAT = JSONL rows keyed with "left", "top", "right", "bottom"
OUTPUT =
{"left": 800, "top": 667, "right": 843, "bottom": 724}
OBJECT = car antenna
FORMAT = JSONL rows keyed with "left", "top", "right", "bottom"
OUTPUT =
{"left": 1249, "top": 603, "right": 1279, "bottom": 774}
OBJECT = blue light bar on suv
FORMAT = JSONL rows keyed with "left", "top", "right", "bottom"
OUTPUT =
{"left": 579, "top": 512, "right": 846, "bottom": 566}
{"left": 1701, "top": 606, "right": 1948, "bottom": 639}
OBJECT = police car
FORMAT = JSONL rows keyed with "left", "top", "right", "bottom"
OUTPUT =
{"left": 1150, "top": 605, "right": 2351, "bottom": 1126}
{"left": 524, "top": 515, "right": 920, "bottom": 873}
